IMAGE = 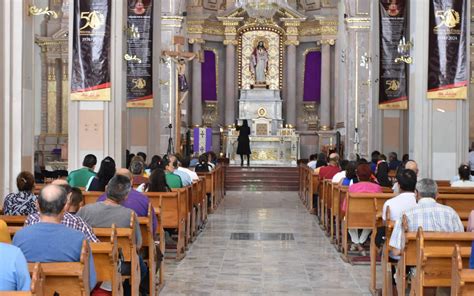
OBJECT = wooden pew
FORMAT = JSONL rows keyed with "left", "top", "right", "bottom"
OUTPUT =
{"left": 342, "top": 192, "right": 394, "bottom": 262}
{"left": 137, "top": 203, "right": 161, "bottom": 295}
{"left": 145, "top": 191, "right": 186, "bottom": 260}
{"left": 332, "top": 185, "right": 348, "bottom": 248}
{"left": 198, "top": 177, "right": 208, "bottom": 225}
{"left": 28, "top": 240, "right": 90, "bottom": 296}
{"left": 93, "top": 215, "right": 140, "bottom": 296}
{"left": 83, "top": 191, "right": 104, "bottom": 205}
{"left": 8, "top": 226, "right": 22, "bottom": 239}
{"left": 90, "top": 225, "right": 123, "bottom": 296}
{"left": 412, "top": 229, "right": 474, "bottom": 295}
{"left": 451, "top": 244, "right": 474, "bottom": 296}
{"left": 437, "top": 194, "right": 474, "bottom": 227}
{"left": 171, "top": 187, "right": 191, "bottom": 247}
{"left": 0, "top": 262, "right": 44, "bottom": 296}
{"left": 197, "top": 170, "right": 216, "bottom": 213}
{"left": 0, "top": 215, "right": 27, "bottom": 226}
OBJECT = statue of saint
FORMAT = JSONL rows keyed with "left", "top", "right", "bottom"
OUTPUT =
{"left": 250, "top": 41, "right": 269, "bottom": 84}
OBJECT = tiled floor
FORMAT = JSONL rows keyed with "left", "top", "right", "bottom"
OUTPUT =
{"left": 160, "top": 191, "right": 377, "bottom": 295}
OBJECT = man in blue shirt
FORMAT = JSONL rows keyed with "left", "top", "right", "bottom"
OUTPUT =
{"left": 13, "top": 185, "right": 96, "bottom": 291}
{"left": 0, "top": 243, "right": 31, "bottom": 291}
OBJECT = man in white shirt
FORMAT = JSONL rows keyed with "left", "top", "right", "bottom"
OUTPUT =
{"left": 392, "top": 160, "right": 418, "bottom": 193}
{"left": 307, "top": 154, "right": 317, "bottom": 170}
{"left": 332, "top": 159, "right": 349, "bottom": 184}
{"left": 176, "top": 156, "right": 199, "bottom": 181}
{"left": 383, "top": 169, "right": 417, "bottom": 221}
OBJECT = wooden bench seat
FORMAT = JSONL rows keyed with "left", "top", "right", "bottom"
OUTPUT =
{"left": 93, "top": 215, "right": 140, "bottom": 296}
{"left": 451, "top": 244, "right": 474, "bottom": 295}
{"left": 90, "top": 225, "right": 122, "bottom": 296}
{"left": 0, "top": 215, "right": 27, "bottom": 226}
{"left": 82, "top": 191, "right": 104, "bottom": 205}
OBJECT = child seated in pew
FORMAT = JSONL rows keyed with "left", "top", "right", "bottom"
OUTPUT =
{"left": 0, "top": 243, "right": 31, "bottom": 291}
{"left": 68, "top": 187, "right": 84, "bottom": 215}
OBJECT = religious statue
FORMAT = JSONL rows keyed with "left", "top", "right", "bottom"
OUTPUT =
{"left": 250, "top": 41, "right": 269, "bottom": 85}
{"left": 170, "top": 57, "right": 193, "bottom": 92}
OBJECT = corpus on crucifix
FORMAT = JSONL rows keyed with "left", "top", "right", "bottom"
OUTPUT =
{"left": 162, "top": 36, "right": 197, "bottom": 154}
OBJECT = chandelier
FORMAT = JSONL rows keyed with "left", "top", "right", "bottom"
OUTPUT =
{"left": 235, "top": 0, "right": 287, "bottom": 19}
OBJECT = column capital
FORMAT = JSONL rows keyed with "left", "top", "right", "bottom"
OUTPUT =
{"left": 189, "top": 38, "right": 205, "bottom": 44}
{"left": 344, "top": 17, "right": 371, "bottom": 31}
{"left": 285, "top": 39, "right": 299, "bottom": 46}
{"left": 223, "top": 39, "right": 238, "bottom": 46}
{"left": 320, "top": 39, "right": 336, "bottom": 46}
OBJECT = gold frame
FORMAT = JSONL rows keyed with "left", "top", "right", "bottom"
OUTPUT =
{"left": 237, "top": 22, "right": 285, "bottom": 90}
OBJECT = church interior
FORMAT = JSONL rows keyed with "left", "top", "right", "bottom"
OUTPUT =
{"left": 1, "top": 0, "right": 474, "bottom": 295}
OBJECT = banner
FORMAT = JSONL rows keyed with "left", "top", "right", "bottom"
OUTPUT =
{"left": 379, "top": 0, "right": 408, "bottom": 109}
{"left": 193, "top": 128, "right": 212, "bottom": 155}
{"left": 126, "top": 0, "right": 153, "bottom": 108}
{"left": 427, "top": 0, "right": 467, "bottom": 99}
{"left": 71, "top": 0, "right": 111, "bottom": 101}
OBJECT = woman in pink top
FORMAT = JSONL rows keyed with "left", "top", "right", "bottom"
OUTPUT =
{"left": 348, "top": 164, "right": 382, "bottom": 256}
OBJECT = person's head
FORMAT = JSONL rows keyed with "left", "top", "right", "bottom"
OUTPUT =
{"left": 317, "top": 153, "right": 327, "bottom": 163}
{"left": 208, "top": 151, "right": 217, "bottom": 163}
{"left": 162, "top": 158, "right": 178, "bottom": 173}
{"left": 402, "top": 154, "right": 409, "bottom": 162}
{"left": 37, "top": 185, "right": 68, "bottom": 217}
{"left": 181, "top": 157, "right": 191, "bottom": 168}
{"left": 458, "top": 164, "right": 471, "bottom": 181}
{"left": 169, "top": 155, "right": 179, "bottom": 167}
{"left": 106, "top": 175, "right": 132, "bottom": 203}
{"left": 415, "top": 178, "right": 438, "bottom": 201}
{"left": 126, "top": 153, "right": 135, "bottom": 170}
{"left": 242, "top": 119, "right": 249, "bottom": 127}
{"left": 16, "top": 171, "right": 35, "bottom": 192}
{"left": 69, "top": 187, "right": 84, "bottom": 212}
{"left": 148, "top": 155, "right": 162, "bottom": 171}
{"left": 82, "top": 154, "right": 97, "bottom": 169}
{"left": 345, "top": 161, "right": 357, "bottom": 180}
{"left": 389, "top": 152, "right": 398, "bottom": 162}
{"left": 115, "top": 168, "right": 133, "bottom": 183}
{"left": 328, "top": 153, "right": 339, "bottom": 165}
{"left": 51, "top": 179, "right": 72, "bottom": 195}
{"left": 148, "top": 168, "right": 169, "bottom": 192}
{"left": 130, "top": 157, "right": 145, "bottom": 176}
{"left": 97, "top": 157, "right": 116, "bottom": 184}
{"left": 198, "top": 154, "right": 208, "bottom": 164}
{"left": 340, "top": 159, "right": 349, "bottom": 171}
{"left": 309, "top": 154, "right": 317, "bottom": 161}
{"left": 379, "top": 154, "right": 387, "bottom": 161}
{"left": 396, "top": 168, "right": 417, "bottom": 192}
{"left": 137, "top": 152, "right": 147, "bottom": 163}
{"left": 371, "top": 151, "right": 381, "bottom": 164}
{"left": 404, "top": 160, "right": 419, "bottom": 175}
{"left": 356, "top": 163, "right": 372, "bottom": 182}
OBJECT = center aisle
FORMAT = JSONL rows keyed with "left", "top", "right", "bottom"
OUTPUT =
{"left": 161, "top": 191, "right": 373, "bottom": 295}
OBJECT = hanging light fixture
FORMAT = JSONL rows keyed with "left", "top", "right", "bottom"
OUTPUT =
{"left": 235, "top": 0, "right": 288, "bottom": 19}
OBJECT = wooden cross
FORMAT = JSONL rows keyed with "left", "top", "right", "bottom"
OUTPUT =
{"left": 162, "top": 36, "right": 197, "bottom": 154}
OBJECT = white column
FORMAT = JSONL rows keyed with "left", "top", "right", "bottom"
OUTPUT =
{"left": 320, "top": 43, "right": 331, "bottom": 129}
{"left": 224, "top": 41, "right": 236, "bottom": 126}
{"left": 0, "top": 0, "right": 24, "bottom": 197}
{"left": 191, "top": 40, "right": 202, "bottom": 126}
{"left": 286, "top": 43, "right": 297, "bottom": 126}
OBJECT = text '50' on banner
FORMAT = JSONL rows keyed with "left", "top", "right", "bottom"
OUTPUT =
{"left": 126, "top": 0, "right": 154, "bottom": 108}
{"left": 71, "top": 0, "right": 111, "bottom": 101}
{"left": 427, "top": 0, "right": 468, "bottom": 100}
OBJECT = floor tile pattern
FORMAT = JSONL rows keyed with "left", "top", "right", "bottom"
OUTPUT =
{"left": 160, "top": 191, "right": 377, "bottom": 295}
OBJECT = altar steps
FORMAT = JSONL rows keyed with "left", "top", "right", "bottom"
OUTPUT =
{"left": 225, "top": 166, "right": 299, "bottom": 191}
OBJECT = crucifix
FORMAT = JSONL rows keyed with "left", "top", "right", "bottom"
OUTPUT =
{"left": 162, "top": 36, "right": 197, "bottom": 154}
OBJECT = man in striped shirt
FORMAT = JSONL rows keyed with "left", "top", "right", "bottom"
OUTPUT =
{"left": 389, "top": 178, "right": 464, "bottom": 256}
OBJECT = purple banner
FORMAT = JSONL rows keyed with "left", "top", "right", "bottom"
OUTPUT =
{"left": 303, "top": 51, "right": 322, "bottom": 102}
{"left": 193, "top": 128, "right": 213, "bottom": 155}
{"left": 201, "top": 50, "right": 217, "bottom": 101}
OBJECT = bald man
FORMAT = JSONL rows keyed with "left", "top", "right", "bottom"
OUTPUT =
{"left": 97, "top": 168, "right": 158, "bottom": 234}
{"left": 315, "top": 153, "right": 341, "bottom": 180}
{"left": 13, "top": 185, "right": 97, "bottom": 290}
{"left": 392, "top": 160, "right": 418, "bottom": 193}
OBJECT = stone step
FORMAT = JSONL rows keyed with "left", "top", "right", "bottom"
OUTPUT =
{"left": 224, "top": 166, "right": 299, "bottom": 192}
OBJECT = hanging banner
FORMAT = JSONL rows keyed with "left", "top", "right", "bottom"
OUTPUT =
{"left": 71, "top": 0, "right": 111, "bottom": 101}
{"left": 379, "top": 0, "right": 408, "bottom": 109}
{"left": 427, "top": 0, "right": 467, "bottom": 99}
{"left": 126, "top": 0, "right": 153, "bottom": 108}
{"left": 193, "top": 128, "right": 212, "bottom": 155}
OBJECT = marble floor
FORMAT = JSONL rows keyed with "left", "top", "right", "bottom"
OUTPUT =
{"left": 160, "top": 191, "right": 377, "bottom": 295}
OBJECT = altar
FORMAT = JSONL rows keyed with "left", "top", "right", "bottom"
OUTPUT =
{"left": 226, "top": 134, "right": 300, "bottom": 166}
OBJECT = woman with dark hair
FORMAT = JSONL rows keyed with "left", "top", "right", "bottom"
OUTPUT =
{"left": 146, "top": 168, "right": 170, "bottom": 192}
{"left": 86, "top": 157, "right": 116, "bottom": 191}
{"left": 3, "top": 172, "right": 37, "bottom": 215}
{"left": 376, "top": 158, "right": 392, "bottom": 188}
{"left": 451, "top": 164, "right": 474, "bottom": 187}
{"left": 316, "top": 153, "right": 328, "bottom": 168}
{"left": 148, "top": 155, "right": 162, "bottom": 172}
{"left": 341, "top": 161, "right": 358, "bottom": 186}
{"left": 235, "top": 119, "right": 251, "bottom": 167}
{"left": 195, "top": 154, "right": 212, "bottom": 172}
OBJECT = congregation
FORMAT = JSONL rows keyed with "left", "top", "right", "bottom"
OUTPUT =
{"left": 300, "top": 149, "right": 474, "bottom": 295}
{"left": 0, "top": 151, "right": 220, "bottom": 295}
